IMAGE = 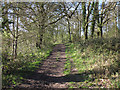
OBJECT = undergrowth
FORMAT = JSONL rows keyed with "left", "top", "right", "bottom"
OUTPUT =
{"left": 2, "top": 46, "right": 53, "bottom": 89}
{"left": 64, "top": 57, "right": 71, "bottom": 75}
{"left": 65, "top": 37, "right": 120, "bottom": 88}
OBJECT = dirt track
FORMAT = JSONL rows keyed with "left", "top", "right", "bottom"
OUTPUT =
{"left": 16, "top": 44, "right": 68, "bottom": 89}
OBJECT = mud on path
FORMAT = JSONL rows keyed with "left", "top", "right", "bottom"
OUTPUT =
{"left": 16, "top": 44, "right": 69, "bottom": 89}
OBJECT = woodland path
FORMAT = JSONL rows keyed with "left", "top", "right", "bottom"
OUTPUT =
{"left": 16, "top": 44, "right": 72, "bottom": 89}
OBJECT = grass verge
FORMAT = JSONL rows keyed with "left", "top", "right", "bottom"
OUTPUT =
{"left": 2, "top": 46, "right": 53, "bottom": 89}
{"left": 65, "top": 37, "right": 120, "bottom": 88}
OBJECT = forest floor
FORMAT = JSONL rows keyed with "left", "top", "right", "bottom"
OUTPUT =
{"left": 15, "top": 44, "right": 77, "bottom": 89}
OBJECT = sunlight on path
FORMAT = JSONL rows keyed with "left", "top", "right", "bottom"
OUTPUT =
{"left": 17, "top": 44, "right": 68, "bottom": 89}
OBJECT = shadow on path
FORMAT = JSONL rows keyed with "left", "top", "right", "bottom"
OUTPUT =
{"left": 13, "top": 44, "right": 89, "bottom": 89}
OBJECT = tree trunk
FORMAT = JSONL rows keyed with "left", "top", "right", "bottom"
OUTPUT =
{"left": 36, "top": 25, "right": 44, "bottom": 49}
{"left": 82, "top": 2, "right": 86, "bottom": 39}
{"left": 67, "top": 18, "right": 72, "bottom": 43}
{"left": 39, "top": 34, "right": 43, "bottom": 48}
{"left": 14, "top": 37, "right": 18, "bottom": 59}
{"left": 79, "top": 20, "right": 81, "bottom": 38}
{"left": 115, "top": 17, "right": 118, "bottom": 37}
{"left": 85, "top": 27, "right": 88, "bottom": 39}
{"left": 14, "top": 14, "right": 19, "bottom": 59}
{"left": 91, "top": 2, "right": 97, "bottom": 38}
{"left": 36, "top": 34, "right": 43, "bottom": 49}
{"left": 100, "top": 26, "right": 103, "bottom": 38}
{"left": 91, "top": 20, "right": 95, "bottom": 38}
{"left": 118, "top": 2, "right": 120, "bottom": 33}
{"left": 12, "top": 12, "right": 15, "bottom": 58}
{"left": 100, "top": 16, "right": 103, "bottom": 38}
{"left": 82, "top": 2, "right": 94, "bottom": 40}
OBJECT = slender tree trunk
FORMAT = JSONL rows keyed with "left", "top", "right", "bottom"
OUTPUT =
{"left": 85, "top": 27, "right": 88, "bottom": 39}
{"left": 117, "top": 1, "right": 120, "bottom": 36}
{"left": 85, "top": 3, "right": 90, "bottom": 40}
{"left": 67, "top": 18, "right": 71, "bottom": 42}
{"left": 82, "top": 2, "right": 86, "bottom": 40}
{"left": 14, "top": 14, "right": 19, "bottom": 59}
{"left": 2, "top": 2, "right": 11, "bottom": 59}
{"left": 96, "top": 2, "right": 101, "bottom": 38}
{"left": 76, "top": 10, "right": 81, "bottom": 39}
{"left": 106, "top": 14, "right": 108, "bottom": 38}
{"left": 100, "top": 2, "right": 104, "bottom": 38}
{"left": 115, "top": 17, "right": 118, "bottom": 37}
{"left": 12, "top": 38, "right": 15, "bottom": 58}
{"left": 82, "top": 2, "right": 94, "bottom": 40}
{"left": 91, "top": 20, "right": 95, "bottom": 38}
{"left": 80, "top": 21, "right": 82, "bottom": 38}
{"left": 100, "top": 16, "right": 103, "bottom": 38}
{"left": 91, "top": 2, "right": 97, "bottom": 38}
{"left": 118, "top": 2, "right": 120, "bottom": 34}
{"left": 12, "top": 13, "right": 15, "bottom": 58}
{"left": 78, "top": 20, "right": 81, "bottom": 38}
{"left": 100, "top": 26, "right": 103, "bottom": 38}
{"left": 14, "top": 38, "right": 18, "bottom": 59}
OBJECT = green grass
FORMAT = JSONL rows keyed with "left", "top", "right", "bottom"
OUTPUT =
{"left": 65, "top": 37, "right": 120, "bottom": 88}
{"left": 2, "top": 46, "right": 53, "bottom": 88}
{"left": 63, "top": 57, "right": 71, "bottom": 75}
